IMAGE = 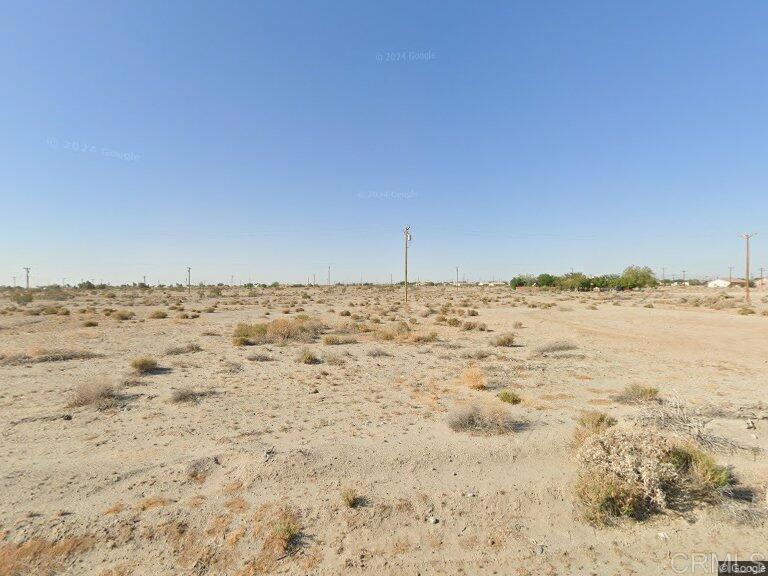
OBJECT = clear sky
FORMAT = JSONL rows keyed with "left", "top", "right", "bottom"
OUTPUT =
{"left": 2, "top": 1, "right": 767, "bottom": 286}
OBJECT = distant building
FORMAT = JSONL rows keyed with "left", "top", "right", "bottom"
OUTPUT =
{"left": 707, "top": 278, "right": 731, "bottom": 288}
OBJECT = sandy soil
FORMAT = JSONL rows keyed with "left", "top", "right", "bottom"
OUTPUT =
{"left": 1, "top": 285, "right": 766, "bottom": 575}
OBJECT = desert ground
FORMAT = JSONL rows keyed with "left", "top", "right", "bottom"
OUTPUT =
{"left": 1, "top": 284, "right": 767, "bottom": 575}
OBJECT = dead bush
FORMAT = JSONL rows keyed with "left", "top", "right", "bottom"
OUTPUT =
{"left": 67, "top": 381, "right": 120, "bottom": 410}
{"left": 131, "top": 356, "right": 158, "bottom": 374}
{"left": 535, "top": 340, "right": 577, "bottom": 354}
{"left": 460, "top": 364, "right": 486, "bottom": 390}
{"left": 491, "top": 333, "right": 516, "bottom": 347}
{"left": 446, "top": 403, "right": 524, "bottom": 435}
{"left": 575, "top": 426, "right": 731, "bottom": 525}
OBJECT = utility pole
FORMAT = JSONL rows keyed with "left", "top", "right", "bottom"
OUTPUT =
{"left": 187, "top": 267, "right": 191, "bottom": 294}
{"left": 682, "top": 270, "right": 686, "bottom": 283}
{"left": 143, "top": 275, "right": 146, "bottom": 285}
{"left": 743, "top": 233, "right": 757, "bottom": 304}
{"left": 729, "top": 266, "right": 733, "bottom": 283}
{"left": 456, "top": 266, "right": 459, "bottom": 289}
{"left": 23, "top": 267, "right": 30, "bottom": 290}
{"left": 313, "top": 274, "right": 316, "bottom": 287}
{"left": 230, "top": 275, "right": 234, "bottom": 287}
{"left": 327, "top": 266, "right": 331, "bottom": 290}
{"left": 404, "top": 226, "right": 411, "bottom": 303}
{"left": 662, "top": 267, "right": 665, "bottom": 283}
{"left": 12, "top": 276, "right": 16, "bottom": 287}
{"left": 760, "top": 267, "right": 764, "bottom": 289}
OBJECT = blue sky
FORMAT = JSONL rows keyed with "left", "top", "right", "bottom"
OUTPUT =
{"left": 2, "top": 1, "right": 767, "bottom": 286}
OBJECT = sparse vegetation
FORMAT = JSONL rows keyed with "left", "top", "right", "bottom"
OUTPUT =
{"left": 297, "top": 349, "right": 321, "bottom": 364}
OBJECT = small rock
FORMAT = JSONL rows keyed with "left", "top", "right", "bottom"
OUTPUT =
{"left": 746, "top": 419, "right": 756, "bottom": 430}
{"left": 427, "top": 516, "right": 439, "bottom": 524}
{"left": 535, "top": 545, "right": 545, "bottom": 555}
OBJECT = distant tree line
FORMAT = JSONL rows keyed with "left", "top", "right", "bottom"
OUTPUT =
{"left": 510, "top": 266, "right": 658, "bottom": 291}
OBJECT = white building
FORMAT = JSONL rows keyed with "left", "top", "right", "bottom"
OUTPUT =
{"left": 707, "top": 278, "right": 731, "bottom": 288}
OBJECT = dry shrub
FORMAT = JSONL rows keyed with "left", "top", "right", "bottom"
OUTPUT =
{"left": 498, "top": 390, "right": 521, "bottom": 405}
{"left": 68, "top": 381, "right": 119, "bottom": 410}
{"left": 322, "top": 334, "right": 357, "bottom": 345}
{"left": 113, "top": 310, "right": 135, "bottom": 321}
{"left": 297, "top": 349, "right": 321, "bottom": 364}
{"left": 341, "top": 488, "right": 361, "bottom": 508}
{"left": 460, "top": 364, "right": 486, "bottom": 390}
{"left": 247, "top": 352, "right": 274, "bottom": 362}
{"left": 447, "top": 403, "right": 523, "bottom": 435}
{"left": 535, "top": 340, "right": 577, "bottom": 354}
{"left": 131, "top": 356, "right": 158, "bottom": 374}
{"left": 149, "top": 310, "right": 168, "bottom": 319}
{"left": 82, "top": 320, "right": 98, "bottom": 327}
{"left": 410, "top": 331, "right": 438, "bottom": 343}
{"left": 612, "top": 384, "right": 659, "bottom": 404}
{"left": 165, "top": 343, "right": 202, "bottom": 355}
{"left": 171, "top": 387, "right": 200, "bottom": 403}
{"left": 572, "top": 410, "right": 616, "bottom": 447}
{"left": 491, "top": 333, "right": 516, "bottom": 347}
{"left": 367, "top": 347, "right": 392, "bottom": 357}
{"left": 575, "top": 426, "right": 731, "bottom": 525}
{"left": 0, "top": 348, "right": 98, "bottom": 366}
{"left": 233, "top": 316, "right": 324, "bottom": 345}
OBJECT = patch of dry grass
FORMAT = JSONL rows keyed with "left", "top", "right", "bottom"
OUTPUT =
{"left": 165, "top": 343, "right": 202, "bottom": 355}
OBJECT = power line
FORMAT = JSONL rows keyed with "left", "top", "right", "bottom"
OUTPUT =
{"left": 742, "top": 233, "right": 757, "bottom": 304}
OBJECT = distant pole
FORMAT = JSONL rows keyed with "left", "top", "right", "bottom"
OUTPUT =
{"left": 143, "top": 275, "right": 146, "bottom": 285}
{"left": 760, "top": 267, "right": 764, "bottom": 289}
{"left": 743, "top": 233, "right": 757, "bottom": 304}
{"left": 661, "top": 267, "right": 665, "bottom": 283}
{"left": 327, "top": 266, "right": 331, "bottom": 289}
{"left": 12, "top": 276, "right": 16, "bottom": 287}
{"left": 729, "top": 266, "right": 733, "bottom": 283}
{"left": 404, "top": 226, "right": 411, "bottom": 303}
{"left": 390, "top": 273, "right": 393, "bottom": 287}
{"left": 23, "top": 267, "right": 30, "bottom": 290}
{"left": 456, "top": 266, "right": 459, "bottom": 289}
{"left": 230, "top": 274, "right": 234, "bottom": 287}
{"left": 187, "top": 267, "right": 191, "bottom": 294}
{"left": 682, "top": 270, "right": 686, "bottom": 283}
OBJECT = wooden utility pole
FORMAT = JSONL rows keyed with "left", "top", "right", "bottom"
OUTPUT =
{"left": 23, "top": 267, "right": 30, "bottom": 290}
{"left": 403, "top": 227, "right": 411, "bottom": 303}
{"left": 743, "top": 233, "right": 757, "bottom": 303}
{"left": 456, "top": 266, "right": 459, "bottom": 289}
{"left": 682, "top": 270, "right": 686, "bottom": 283}
{"left": 729, "top": 266, "right": 733, "bottom": 283}
{"left": 187, "top": 267, "right": 191, "bottom": 294}
{"left": 327, "top": 266, "right": 331, "bottom": 290}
